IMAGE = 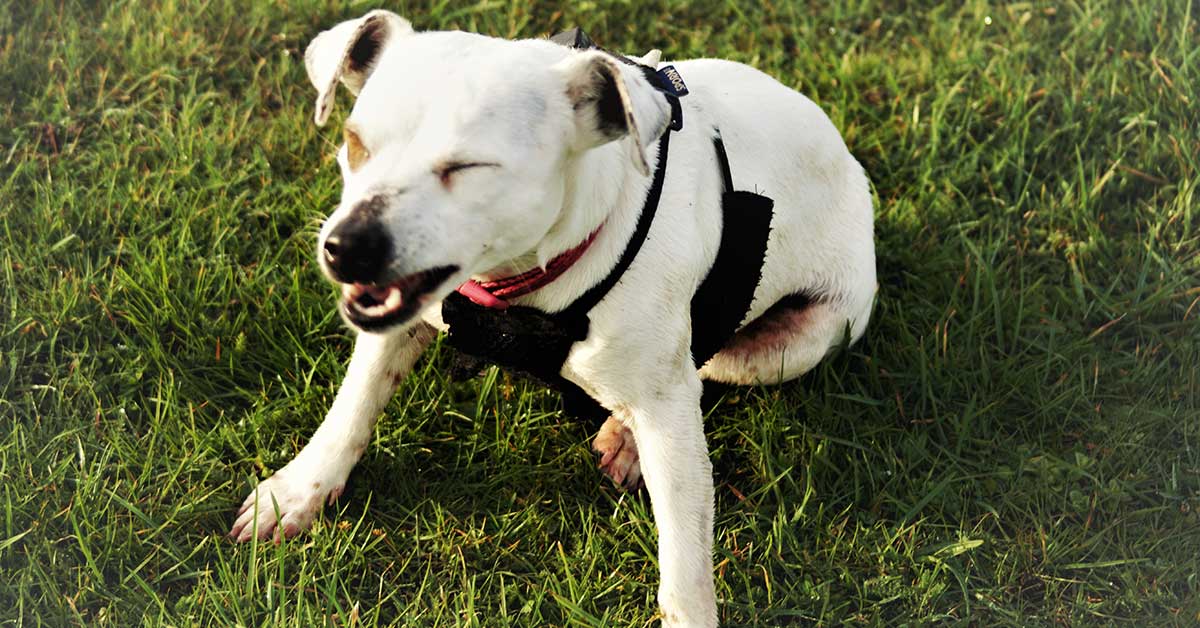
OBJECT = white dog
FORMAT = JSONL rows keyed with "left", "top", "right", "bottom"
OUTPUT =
{"left": 231, "top": 11, "right": 875, "bottom": 627}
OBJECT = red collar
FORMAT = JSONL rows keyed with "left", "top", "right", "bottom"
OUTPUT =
{"left": 455, "top": 227, "right": 601, "bottom": 310}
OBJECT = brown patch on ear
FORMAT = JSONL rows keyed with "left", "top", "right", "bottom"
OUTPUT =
{"left": 347, "top": 21, "right": 386, "bottom": 73}
{"left": 344, "top": 126, "right": 369, "bottom": 171}
{"left": 566, "top": 62, "right": 628, "bottom": 141}
{"left": 560, "top": 52, "right": 652, "bottom": 175}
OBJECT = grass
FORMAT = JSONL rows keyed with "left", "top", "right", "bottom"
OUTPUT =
{"left": 1, "top": 0, "right": 1198, "bottom": 625}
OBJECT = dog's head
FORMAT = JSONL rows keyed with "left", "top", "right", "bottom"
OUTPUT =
{"left": 305, "top": 11, "right": 672, "bottom": 332}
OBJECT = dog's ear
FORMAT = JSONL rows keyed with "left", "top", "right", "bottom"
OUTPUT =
{"left": 305, "top": 10, "right": 413, "bottom": 126}
{"left": 632, "top": 49, "right": 662, "bottom": 68}
{"left": 556, "top": 51, "right": 672, "bottom": 176}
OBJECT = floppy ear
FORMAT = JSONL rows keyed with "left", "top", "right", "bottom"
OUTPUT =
{"left": 555, "top": 51, "right": 672, "bottom": 176}
{"left": 304, "top": 10, "right": 413, "bottom": 126}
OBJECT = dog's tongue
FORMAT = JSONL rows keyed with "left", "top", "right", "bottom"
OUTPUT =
{"left": 456, "top": 281, "right": 509, "bottom": 310}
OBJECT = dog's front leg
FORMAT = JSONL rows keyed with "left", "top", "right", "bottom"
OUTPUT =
{"left": 602, "top": 361, "right": 717, "bottom": 627}
{"left": 230, "top": 323, "right": 435, "bottom": 541}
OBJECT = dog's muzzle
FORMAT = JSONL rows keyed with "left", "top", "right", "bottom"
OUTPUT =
{"left": 321, "top": 200, "right": 459, "bottom": 331}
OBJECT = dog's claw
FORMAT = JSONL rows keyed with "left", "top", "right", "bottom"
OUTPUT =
{"left": 593, "top": 416, "right": 642, "bottom": 490}
{"left": 611, "top": 465, "right": 626, "bottom": 486}
{"left": 327, "top": 484, "right": 345, "bottom": 506}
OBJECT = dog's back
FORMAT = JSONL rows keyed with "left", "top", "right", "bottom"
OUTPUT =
{"left": 575, "top": 56, "right": 876, "bottom": 385}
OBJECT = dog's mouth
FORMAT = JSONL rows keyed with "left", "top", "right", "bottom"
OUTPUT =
{"left": 340, "top": 265, "right": 459, "bottom": 331}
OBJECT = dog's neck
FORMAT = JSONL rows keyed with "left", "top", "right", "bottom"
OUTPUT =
{"left": 465, "top": 140, "right": 657, "bottom": 313}
{"left": 456, "top": 226, "right": 600, "bottom": 309}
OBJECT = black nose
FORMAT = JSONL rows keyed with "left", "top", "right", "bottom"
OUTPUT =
{"left": 323, "top": 209, "right": 391, "bottom": 284}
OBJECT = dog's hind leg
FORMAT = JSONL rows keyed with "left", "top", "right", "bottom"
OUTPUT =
{"left": 230, "top": 323, "right": 435, "bottom": 542}
{"left": 594, "top": 381, "right": 737, "bottom": 491}
{"left": 699, "top": 298, "right": 868, "bottom": 385}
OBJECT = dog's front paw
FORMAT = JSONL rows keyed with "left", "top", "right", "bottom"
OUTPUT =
{"left": 593, "top": 416, "right": 642, "bottom": 490}
{"left": 229, "top": 465, "right": 345, "bottom": 542}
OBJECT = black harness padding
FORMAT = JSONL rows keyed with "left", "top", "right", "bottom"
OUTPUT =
{"left": 441, "top": 29, "right": 774, "bottom": 422}
{"left": 689, "top": 136, "right": 774, "bottom": 367}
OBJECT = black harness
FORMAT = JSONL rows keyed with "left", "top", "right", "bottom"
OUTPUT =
{"left": 441, "top": 30, "right": 774, "bottom": 422}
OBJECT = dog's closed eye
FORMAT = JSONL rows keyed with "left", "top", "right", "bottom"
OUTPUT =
{"left": 435, "top": 160, "right": 500, "bottom": 187}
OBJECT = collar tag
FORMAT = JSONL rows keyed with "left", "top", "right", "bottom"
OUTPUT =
{"left": 654, "top": 65, "right": 688, "bottom": 131}
{"left": 656, "top": 65, "right": 689, "bottom": 98}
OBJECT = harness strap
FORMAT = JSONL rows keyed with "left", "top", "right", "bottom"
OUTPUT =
{"left": 713, "top": 134, "right": 735, "bottom": 193}
{"left": 689, "top": 135, "right": 774, "bottom": 367}
{"left": 560, "top": 130, "right": 670, "bottom": 320}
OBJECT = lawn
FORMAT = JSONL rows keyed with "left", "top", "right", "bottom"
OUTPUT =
{"left": 2, "top": 0, "right": 1198, "bottom": 625}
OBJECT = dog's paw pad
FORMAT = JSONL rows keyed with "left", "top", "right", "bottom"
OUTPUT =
{"left": 593, "top": 416, "right": 642, "bottom": 490}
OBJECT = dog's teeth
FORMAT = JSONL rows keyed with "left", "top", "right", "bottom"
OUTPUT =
{"left": 385, "top": 287, "right": 402, "bottom": 310}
